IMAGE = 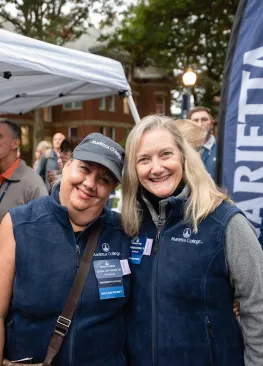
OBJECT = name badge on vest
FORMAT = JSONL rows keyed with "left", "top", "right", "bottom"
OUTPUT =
{"left": 129, "top": 236, "right": 153, "bottom": 264}
{"left": 93, "top": 259, "right": 126, "bottom": 300}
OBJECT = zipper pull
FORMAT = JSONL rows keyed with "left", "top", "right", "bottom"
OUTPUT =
{"left": 153, "top": 217, "right": 162, "bottom": 254}
{"left": 76, "top": 244, "right": 81, "bottom": 268}
{"left": 153, "top": 230, "right": 161, "bottom": 254}
{"left": 207, "top": 319, "right": 215, "bottom": 338}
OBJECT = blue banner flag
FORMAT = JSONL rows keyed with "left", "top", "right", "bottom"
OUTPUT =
{"left": 218, "top": 0, "right": 263, "bottom": 234}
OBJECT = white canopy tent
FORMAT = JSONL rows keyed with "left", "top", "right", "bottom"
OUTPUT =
{"left": 0, "top": 29, "right": 140, "bottom": 122}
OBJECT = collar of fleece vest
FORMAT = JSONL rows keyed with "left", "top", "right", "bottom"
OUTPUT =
{"left": 139, "top": 185, "right": 189, "bottom": 228}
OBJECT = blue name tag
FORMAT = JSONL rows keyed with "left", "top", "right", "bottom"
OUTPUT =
{"left": 93, "top": 259, "right": 124, "bottom": 300}
{"left": 129, "top": 236, "right": 147, "bottom": 265}
{"left": 99, "top": 285, "right": 124, "bottom": 300}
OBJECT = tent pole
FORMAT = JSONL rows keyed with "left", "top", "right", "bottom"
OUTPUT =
{"left": 127, "top": 95, "right": 140, "bottom": 124}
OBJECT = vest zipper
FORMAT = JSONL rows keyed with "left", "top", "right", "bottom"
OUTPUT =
{"left": 151, "top": 211, "right": 170, "bottom": 366}
{"left": 206, "top": 315, "right": 215, "bottom": 366}
{"left": 69, "top": 233, "right": 78, "bottom": 366}
{"left": 151, "top": 220, "right": 164, "bottom": 366}
{"left": 151, "top": 249, "right": 159, "bottom": 366}
{"left": 153, "top": 217, "right": 162, "bottom": 254}
{"left": 76, "top": 244, "right": 81, "bottom": 268}
{"left": 207, "top": 319, "right": 215, "bottom": 338}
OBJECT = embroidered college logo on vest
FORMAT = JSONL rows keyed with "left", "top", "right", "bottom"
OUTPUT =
{"left": 102, "top": 243, "right": 110, "bottom": 252}
{"left": 171, "top": 227, "right": 203, "bottom": 245}
{"left": 183, "top": 228, "right": 191, "bottom": 238}
{"left": 94, "top": 243, "right": 120, "bottom": 257}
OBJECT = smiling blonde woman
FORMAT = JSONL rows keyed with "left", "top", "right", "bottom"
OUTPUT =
{"left": 122, "top": 114, "right": 263, "bottom": 366}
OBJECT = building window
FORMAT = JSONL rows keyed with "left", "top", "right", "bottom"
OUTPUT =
{"left": 123, "top": 98, "right": 129, "bottom": 114}
{"left": 155, "top": 95, "right": 165, "bottom": 114}
{"left": 100, "top": 126, "right": 107, "bottom": 135}
{"left": 108, "top": 96, "right": 115, "bottom": 112}
{"left": 99, "top": 97, "right": 106, "bottom": 110}
{"left": 43, "top": 107, "right": 52, "bottom": 122}
{"left": 110, "top": 127, "right": 115, "bottom": 141}
{"left": 99, "top": 96, "right": 115, "bottom": 112}
{"left": 63, "top": 101, "right": 83, "bottom": 110}
{"left": 68, "top": 127, "right": 78, "bottom": 137}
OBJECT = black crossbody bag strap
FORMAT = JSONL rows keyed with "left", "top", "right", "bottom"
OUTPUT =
{"left": 43, "top": 221, "right": 102, "bottom": 366}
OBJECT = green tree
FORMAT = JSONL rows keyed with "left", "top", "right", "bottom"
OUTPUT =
{"left": 103, "top": 0, "right": 239, "bottom": 109}
{"left": 0, "top": 0, "right": 121, "bottom": 153}
{"left": 0, "top": 0, "right": 121, "bottom": 44}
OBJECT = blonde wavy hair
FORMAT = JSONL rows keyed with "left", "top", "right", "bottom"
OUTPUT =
{"left": 174, "top": 119, "right": 207, "bottom": 149}
{"left": 121, "top": 115, "right": 230, "bottom": 237}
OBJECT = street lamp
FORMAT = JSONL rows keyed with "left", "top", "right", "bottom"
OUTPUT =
{"left": 181, "top": 68, "right": 197, "bottom": 118}
{"left": 182, "top": 68, "right": 197, "bottom": 87}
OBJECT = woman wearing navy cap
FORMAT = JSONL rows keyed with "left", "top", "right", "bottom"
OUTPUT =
{"left": 0, "top": 133, "right": 130, "bottom": 366}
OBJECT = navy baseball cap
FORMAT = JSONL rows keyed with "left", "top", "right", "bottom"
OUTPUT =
{"left": 72, "top": 133, "right": 125, "bottom": 183}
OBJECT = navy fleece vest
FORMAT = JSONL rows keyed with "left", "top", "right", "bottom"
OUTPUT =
{"left": 5, "top": 186, "right": 130, "bottom": 366}
{"left": 126, "top": 197, "right": 244, "bottom": 366}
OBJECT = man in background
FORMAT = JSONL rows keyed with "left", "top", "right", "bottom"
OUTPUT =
{"left": 0, "top": 119, "right": 47, "bottom": 222}
{"left": 37, "top": 132, "right": 65, "bottom": 191}
{"left": 188, "top": 106, "right": 217, "bottom": 180}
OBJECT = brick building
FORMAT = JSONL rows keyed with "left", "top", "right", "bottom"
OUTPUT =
{"left": 48, "top": 64, "right": 173, "bottom": 143}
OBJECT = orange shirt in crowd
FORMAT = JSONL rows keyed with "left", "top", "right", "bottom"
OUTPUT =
{"left": 0, "top": 159, "right": 21, "bottom": 185}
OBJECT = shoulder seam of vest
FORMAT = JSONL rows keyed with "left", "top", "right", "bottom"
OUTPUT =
{"left": 207, "top": 205, "right": 238, "bottom": 226}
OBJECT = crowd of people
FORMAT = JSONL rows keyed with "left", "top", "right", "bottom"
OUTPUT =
{"left": 0, "top": 109, "right": 262, "bottom": 366}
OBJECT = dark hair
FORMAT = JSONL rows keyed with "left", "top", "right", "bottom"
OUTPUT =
{"left": 60, "top": 137, "right": 83, "bottom": 154}
{"left": 188, "top": 106, "right": 213, "bottom": 120}
{"left": 0, "top": 119, "right": 22, "bottom": 140}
